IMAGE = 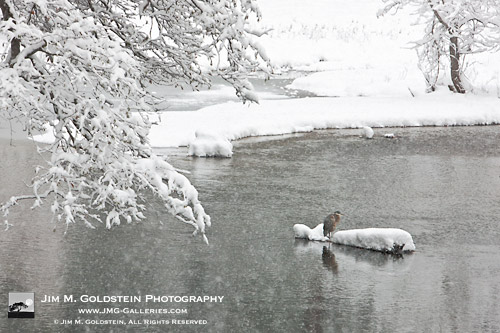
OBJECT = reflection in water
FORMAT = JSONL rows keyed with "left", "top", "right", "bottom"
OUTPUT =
{"left": 321, "top": 246, "right": 338, "bottom": 274}
{"left": 294, "top": 238, "right": 411, "bottom": 271}
{"left": 2, "top": 126, "right": 500, "bottom": 332}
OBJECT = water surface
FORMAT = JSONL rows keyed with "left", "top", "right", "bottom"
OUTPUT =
{"left": 1, "top": 126, "right": 500, "bottom": 332}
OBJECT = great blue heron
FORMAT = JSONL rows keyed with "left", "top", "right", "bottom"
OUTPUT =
{"left": 323, "top": 211, "right": 342, "bottom": 238}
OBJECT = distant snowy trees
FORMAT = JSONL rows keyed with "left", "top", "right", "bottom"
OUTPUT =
{"left": 0, "top": 0, "right": 269, "bottom": 241}
{"left": 379, "top": 0, "right": 500, "bottom": 93}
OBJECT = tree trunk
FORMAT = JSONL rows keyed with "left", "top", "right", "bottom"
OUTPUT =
{"left": 0, "top": 0, "right": 21, "bottom": 65}
{"left": 449, "top": 36, "right": 466, "bottom": 94}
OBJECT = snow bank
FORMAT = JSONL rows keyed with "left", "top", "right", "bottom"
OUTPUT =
{"left": 293, "top": 223, "right": 415, "bottom": 253}
{"left": 32, "top": 90, "right": 500, "bottom": 156}
{"left": 147, "top": 91, "right": 500, "bottom": 148}
{"left": 187, "top": 130, "right": 233, "bottom": 157}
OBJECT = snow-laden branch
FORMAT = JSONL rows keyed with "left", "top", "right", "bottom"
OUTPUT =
{"left": 244, "top": 27, "right": 273, "bottom": 37}
{"left": 12, "top": 39, "right": 46, "bottom": 65}
{"left": 0, "top": 0, "right": 269, "bottom": 240}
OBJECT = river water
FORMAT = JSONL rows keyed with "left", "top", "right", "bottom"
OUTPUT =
{"left": 1, "top": 123, "right": 500, "bottom": 331}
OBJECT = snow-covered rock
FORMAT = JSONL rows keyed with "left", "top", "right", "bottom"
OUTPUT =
{"left": 362, "top": 126, "right": 374, "bottom": 139}
{"left": 293, "top": 223, "right": 415, "bottom": 253}
{"left": 332, "top": 228, "right": 415, "bottom": 253}
{"left": 187, "top": 130, "right": 233, "bottom": 158}
{"left": 293, "top": 223, "right": 329, "bottom": 242}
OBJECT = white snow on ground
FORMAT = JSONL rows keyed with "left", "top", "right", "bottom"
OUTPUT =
{"left": 286, "top": 68, "right": 427, "bottom": 98}
{"left": 146, "top": 90, "right": 500, "bottom": 150}
{"left": 252, "top": 0, "right": 422, "bottom": 72}
{"left": 144, "top": 0, "right": 500, "bottom": 157}
{"left": 293, "top": 223, "right": 416, "bottom": 253}
{"left": 254, "top": 0, "right": 499, "bottom": 94}
{"left": 32, "top": 90, "right": 500, "bottom": 155}
{"left": 30, "top": 0, "right": 500, "bottom": 157}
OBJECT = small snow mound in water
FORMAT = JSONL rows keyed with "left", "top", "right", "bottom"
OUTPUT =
{"left": 293, "top": 224, "right": 415, "bottom": 253}
{"left": 362, "top": 126, "right": 374, "bottom": 139}
{"left": 332, "top": 228, "right": 415, "bottom": 253}
{"left": 293, "top": 223, "right": 329, "bottom": 241}
{"left": 188, "top": 130, "right": 233, "bottom": 158}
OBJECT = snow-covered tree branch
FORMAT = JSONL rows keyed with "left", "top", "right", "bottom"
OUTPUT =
{"left": 0, "top": 0, "right": 270, "bottom": 241}
{"left": 379, "top": 0, "right": 500, "bottom": 93}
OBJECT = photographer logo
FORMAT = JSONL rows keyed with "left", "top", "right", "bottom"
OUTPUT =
{"left": 8, "top": 292, "right": 35, "bottom": 318}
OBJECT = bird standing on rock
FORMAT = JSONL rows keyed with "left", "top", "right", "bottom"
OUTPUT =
{"left": 323, "top": 211, "right": 342, "bottom": 238}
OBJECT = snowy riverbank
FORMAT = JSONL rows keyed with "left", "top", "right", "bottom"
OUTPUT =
{"left": 157, "top": 0, "right": 499, "bottom": 156}
{"left": 148, "top": 90, "right": 500, "bottom": 154}
{"left": 32, "top": 89, "right": 500, "bottom": 156}
{"left": 28, "top": 0, "right": 500, "bottom": 156}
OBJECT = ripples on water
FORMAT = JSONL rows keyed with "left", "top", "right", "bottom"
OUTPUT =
{"left": 1, "top": 126, "right": 500, "bottom": 332}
